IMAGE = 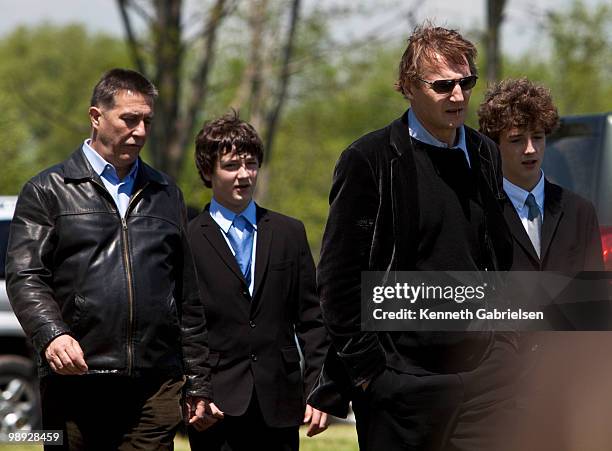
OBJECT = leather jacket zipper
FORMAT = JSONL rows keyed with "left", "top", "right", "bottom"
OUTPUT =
{"left": 89, "top": 177, "right": 149, "bottom": 375}
{"left": 121, "top": 183, "right": 148, "bottom": 376}
{"left": 121, "top": 216, "right": 134, "bottom": 375}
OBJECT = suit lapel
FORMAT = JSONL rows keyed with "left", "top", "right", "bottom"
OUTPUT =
{"left": 252, "top": 205, "right": 272, "bottom": 301}
{"left": 540, "top": 179, "right": 564, "bottom": 262}
{"left": 503, "top": 197, "right": 541, "bottom": 264}
{"left": 198, "top": 208, "right": 245, "bottom": 282}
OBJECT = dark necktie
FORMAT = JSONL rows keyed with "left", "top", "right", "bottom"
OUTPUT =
{"left": 525, "top": 193, "right": 542, "bottom": 258}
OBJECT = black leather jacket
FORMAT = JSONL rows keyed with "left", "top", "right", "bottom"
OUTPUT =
{"left": 6, "top": 149, "right": 211, "bottom": 398}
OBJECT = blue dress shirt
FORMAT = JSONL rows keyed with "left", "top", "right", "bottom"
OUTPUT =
{"left": 81, "top": 140, "right": 138, "bottom": 218}
{"left": 408, "top": 108, "right": 470, "bottom": 167}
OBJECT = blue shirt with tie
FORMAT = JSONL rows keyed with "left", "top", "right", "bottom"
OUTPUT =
{"left": 503, "top": 170, "right": 545, "bottom": 234}
{"left": 209, "top": 198, "right": 258, "bottom": 295}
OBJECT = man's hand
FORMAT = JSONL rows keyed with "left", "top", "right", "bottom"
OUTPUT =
{"left": 303, "top": 404, "right": 328, "bottom": 437}
{"left": 184, "top": 397, "right": 224, "bottom": 432}
{"left": 44, "top": 335, "right": 88, "bottom": 375}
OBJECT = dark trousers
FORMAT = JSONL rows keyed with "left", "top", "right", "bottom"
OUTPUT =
{"left": 352, "top": 338, "right": 520, "bottom": 451}
{"left": 40, "top": 374, "right": 184, "bottom": 451}
{"left": 187, "top": 390, "right": 299, "bottom": 451}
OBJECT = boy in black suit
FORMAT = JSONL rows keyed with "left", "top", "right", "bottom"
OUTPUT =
{"left": 478, "top": 78, "right": 607, "bottom": 450}
{"left": 186, "top": 111, "right": 329, "bottom": 450}
{"left": 478, "top": 78, "right": 603, "bottom": 272}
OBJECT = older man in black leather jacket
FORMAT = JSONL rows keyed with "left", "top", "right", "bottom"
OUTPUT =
{"left": 6, "top": 69, "right": 212, "bottom": 450}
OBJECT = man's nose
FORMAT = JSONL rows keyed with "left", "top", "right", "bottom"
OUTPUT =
{"left": 132, "top": 120, "right": 148, "bottom": 137}
{"left": 450, "top": 83, "right": 465, "bottom": 101}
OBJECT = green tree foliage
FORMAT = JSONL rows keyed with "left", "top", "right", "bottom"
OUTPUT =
{"left": 490, "top": 0, "right": 611, "bottom": 116}
{"left": 0, "top": 24, "right": 129, "bottom": 194}
{"left": 265, "top": 47, "right": 407, "bottom": 255}
{"left": 546, "top": 0, "right": 612, "bottom": 114}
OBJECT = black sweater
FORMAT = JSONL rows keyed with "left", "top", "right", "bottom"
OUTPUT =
{"left": 413, "top": 139, "right": 491, "bottom": 272}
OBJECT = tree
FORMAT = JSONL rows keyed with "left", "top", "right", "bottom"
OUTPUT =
{"left": 545, "top": 0, "right": 612, "bottom": 114}
{"left": 0, "top": 24, "right": 129, "bottom": 194}
{"left": 222, "top": 0, "right": 303, "bottom": 201}
{"left": 115, "top": 0, "right": 309, "bottom": 187}
{"left": 116, "top": 0, "right": 235, "bottom": 180}
{"left": 485, "top": 0, "right": 507, "bottom": 84}
{"left": 265, "top": 45, "right": 407, "bottom": 255}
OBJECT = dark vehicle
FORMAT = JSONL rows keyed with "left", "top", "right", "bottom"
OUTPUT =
{"left": 543, "top": 112, "right": 612, "bottom": 270}
{"left": 0, "top": 196, "right": 41, "bottom": 439}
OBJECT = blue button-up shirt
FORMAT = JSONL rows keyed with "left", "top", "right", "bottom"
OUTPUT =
{"left": 81, "top": 140, "right": 138, "bottom": 218}
{"left": 408, "top": 108, "right": 470, "bottom": 167}
{"left": 209, "top": 198, "right": 258, "bottom": 295}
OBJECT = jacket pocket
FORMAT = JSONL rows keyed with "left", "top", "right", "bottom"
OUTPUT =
{"left": 71, "top": 294, "right": 87, "bottom": 335}
{"left": 281, "top": 345, "right": 302, "bottom": 374}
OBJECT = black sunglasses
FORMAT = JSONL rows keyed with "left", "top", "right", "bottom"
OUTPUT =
{"left": 416, "top": 75, "right": 478, "bottom": 94}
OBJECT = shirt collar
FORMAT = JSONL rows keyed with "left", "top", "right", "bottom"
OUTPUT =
{"left": 81, "top": 139, "right": 139, "bottom": 182}
{"left": 407, "top": 108, "right": 468, "bottom": 155}
{"left": 209, "top": 198, "right": 257, "bottom": 233}
{"left": 503, "top": 170, "right": 545, "bottom": 215}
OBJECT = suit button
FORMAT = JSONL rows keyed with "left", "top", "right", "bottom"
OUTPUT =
{"left": 242, "top": 290, "right": 249, "bottom": 296}
{"left": 249, "top": 321, "right": 256, "bottom": 328}
{"left": 250, "top": 353, "right": 257, "bottom": 362}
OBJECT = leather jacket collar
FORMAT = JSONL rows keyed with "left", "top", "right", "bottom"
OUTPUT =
{"left": 63, "top": 147, "right": 168, "bottom": 187}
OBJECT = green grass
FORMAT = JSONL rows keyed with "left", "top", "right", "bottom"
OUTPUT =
{"left": 299, "top": 424, "right": 359, "bottom": 451}
{"left": 0, "top": 445, "right": 40, "bottom": 451}
{"left": 0, "top": 424, "right": 358, "bottom": 451}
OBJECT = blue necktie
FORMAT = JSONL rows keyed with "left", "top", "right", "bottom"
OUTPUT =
{"left": 227, "top": 215, "right": 254, "bottom": 285}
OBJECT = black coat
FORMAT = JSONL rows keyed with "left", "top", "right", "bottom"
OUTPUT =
{"left": 6, "top": 149, "right": 210, "bottom": 397}
{"left": 503, "top": 179, "right": 604, "bottom": 271}
{"left": 504, "top": 180, "right": 607, "bottom": 331}
{"left": 187, "top": 205, "right": 328, "bottom": 427}
{"left": 503, "top": 182, "right": 607, "bottom": 450}
{"left": 309, "top": 112, "right": 513, "bottom": 416}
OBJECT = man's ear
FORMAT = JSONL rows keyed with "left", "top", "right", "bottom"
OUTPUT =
{"left": 202, "top": 171, "right": 212, "bottom": 183}
{"left": 404, "top": 80, "right": 415, "bottom": 101}
{"left": 89, "top": 106, "right": 102, "bottom": 128}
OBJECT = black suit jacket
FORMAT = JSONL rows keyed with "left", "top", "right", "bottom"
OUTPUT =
{"left": 503, "top": 179, "right": 603, "bottom": 272}
{"left": 504, "top": 179, "right": 606, "bottom": 331}
{"left": 187, "top": 204, "right": 328, "bottom": 427}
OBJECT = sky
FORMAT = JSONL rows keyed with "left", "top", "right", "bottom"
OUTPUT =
{"left": 0, "top": 0, "right": 605, "bottom": 57}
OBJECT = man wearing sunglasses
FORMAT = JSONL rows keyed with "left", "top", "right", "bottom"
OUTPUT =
{"left": 309, "top": 24, "right": 516, "bottom": 450}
